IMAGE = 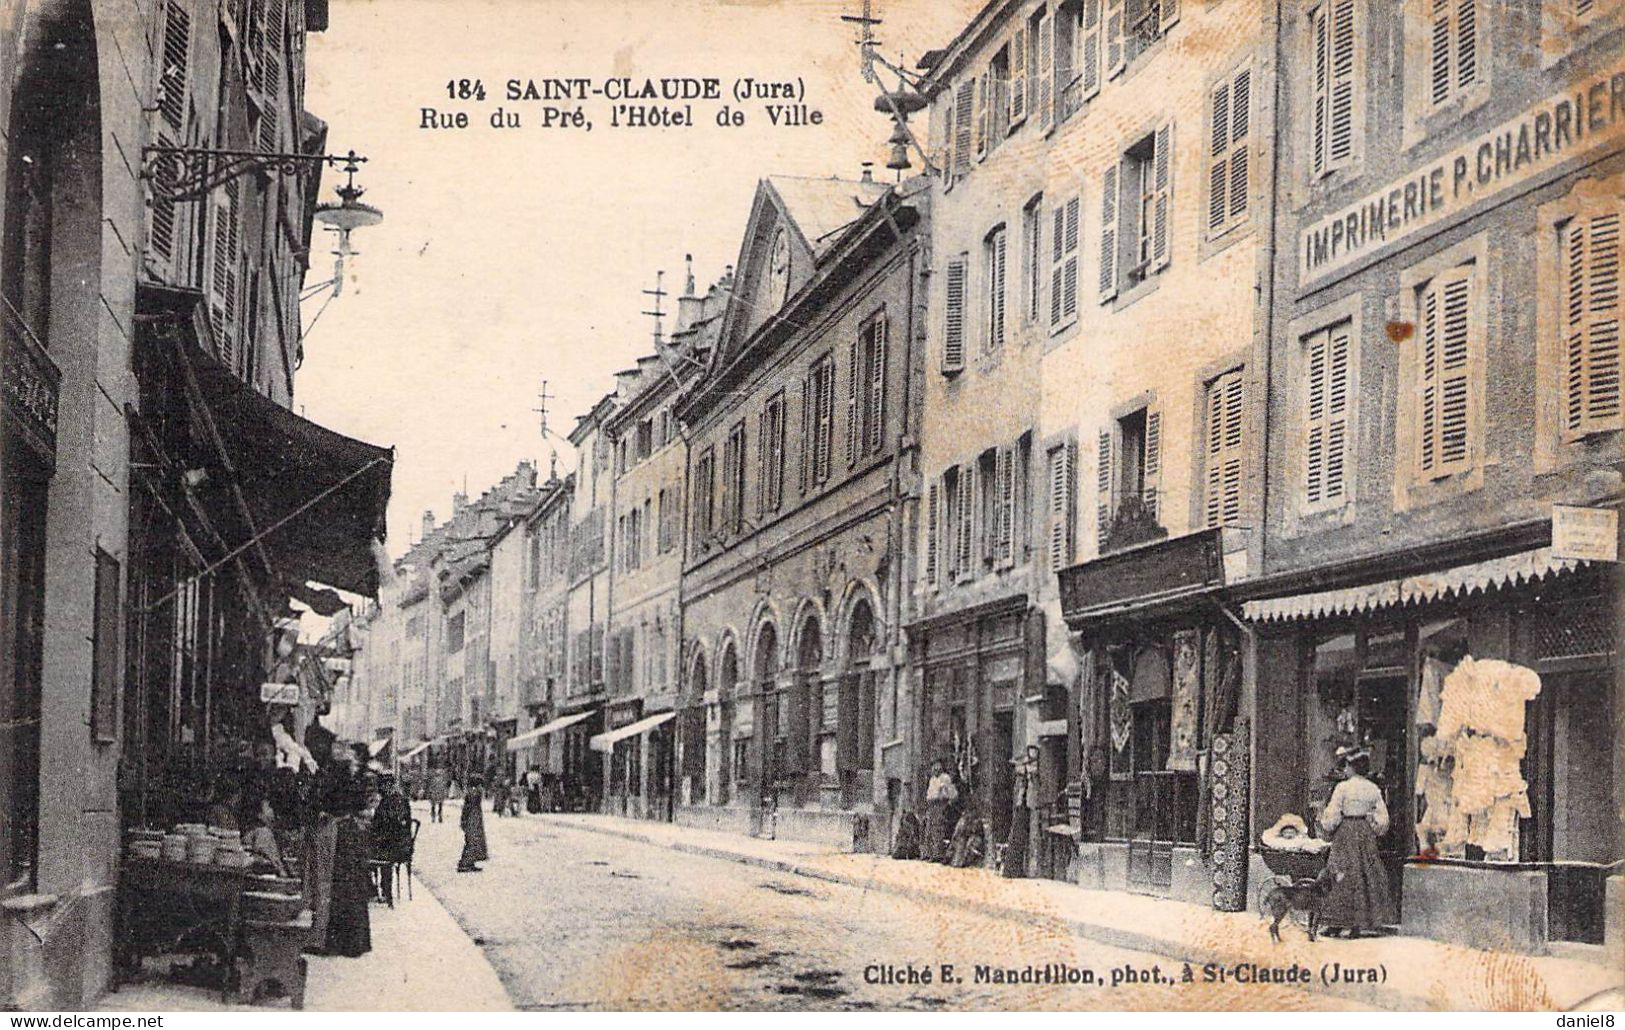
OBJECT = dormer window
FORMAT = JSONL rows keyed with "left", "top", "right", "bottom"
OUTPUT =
{"left": 767, "top": 228, "right": 792, "bottom": 307}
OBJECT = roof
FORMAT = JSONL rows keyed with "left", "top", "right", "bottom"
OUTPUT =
{"left": 765, "top": 175, "right": 889, "bottom": 258}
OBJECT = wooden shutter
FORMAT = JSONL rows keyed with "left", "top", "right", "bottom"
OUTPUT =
{"left": 846, "top": 335, "right": 861, "bottom": 466}
{"left": 1312, "top": 4, "right": 1329, "bottom": 176}
{"left": 1037, "top": 13, "right": 1054, "bottom": 132}
{"left": 958, "top": 464, "right": 976, "bottom": 578}
{"left": 1161, "top": 0, "right": 1180, "bottom": 31}
{"left": 1095, "top": 429, "right": 1115, "bottom": 548}
{"left": 989, "top": 228, "right": 1008, "bottom": 348}
{"left": 209, "top": 182, "right": 240, "bottom": 363}
{"left": 1431, "top": 0, "right": 1477, "bottom": 106}
{"left": 1142, "top": 409, "right": 1161, "bottom": 520}
{"left": 816, "top": 360, "right": 835, "bottom": 483}
{"left": 159, "top": 1, "right": 191, "bottom": 130}
{"left": 953, "top": 79, "right": 975, "bottom": 175}
{"left": 1328, "top": 0, "right": 1356, "bottom": 169}
{"left": 798, "top": 377, "right": 812, "bottom": 493}
{"left": 1564, "top": 208, "right": 1623, "bottom": 437}
{"left": 1051, "top": 205, "right": 1068, "bottom": 326}
{"left": 1106, "top": 0, "right": 1126, "bottom": 79}
{"left": 1151, "top": 122, "right": 1172, "bottom": 271}
{"left": 1054, "top": 8, "right": 1075, "bottom": 120}
{"left": 1099, "top": 164, "right": 1120, "bottom": 302}
{"left": 1062, "top": 196, "right": 1080, "bottom": 320}
{"left": 868, "top": 316, "right": 887, "bottom": 454}
{"left": 944, "top": 256, "right": 968, "bottom": 371}
{"left": 997, "top": 446, "right": 1016, "bottom": 567}
{"left": 1304, "top": 324, "right": 1351, "bottom": 505}
{"left": 943, "top": 97, "right": 957, "bottom": 184}
{"left": 1418, "top": 266, "right": 1474, "bottom": 475}
{"left": 1209, "top": 67, "right": 1250, "bottom": 235}
{"left": 757, "top": 406, "right": 770, "bottom": 516}
{"left": 1081, "top": 0, "right": 1103, "bottom": 100}
{"left": 1049, "top": 444, "right": 1069, "bottom": 572}
{"left": 148, "top": 132, "right": 179, "bottom": 273}
{"left": 926, "top": 481, "right": 941, "bottom": 586}
{"left": 1010, "top": 27, "right": 1029, "bottom": 126}
{"left": 1205, "top": 369, "right": 1245, "bottom": 528}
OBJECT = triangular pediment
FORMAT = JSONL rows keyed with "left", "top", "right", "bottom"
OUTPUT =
{"left": 713, "top": 175, "right": 886, "bottom": 368}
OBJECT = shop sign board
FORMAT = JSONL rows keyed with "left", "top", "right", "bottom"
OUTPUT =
{"left": 1299, "top": 61, "right": 1625, "bottom": 289}
{"left": 1552, "top": 505, "right": 1618, "bottom": 562}
{"left": 260, "top": 682, "right": 301, "bottom": 705}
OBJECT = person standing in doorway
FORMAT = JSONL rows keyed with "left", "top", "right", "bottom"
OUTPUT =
{"left": 1318, "top": 750, "right": 1396, "bottom": 938}
{"left": 923, "top": 760, "right": 959, "bottom": 863}
{"left": 457, "top": 775, "right": 489, "bottom": 873}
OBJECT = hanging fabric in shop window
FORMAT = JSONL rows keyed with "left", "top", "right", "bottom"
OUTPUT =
{"left": 1108, "top": 654, "right": 1132, "bottom": 766}
{"left": 1167, "top": 629, "right": 1200, "bottom": 772}
{"left": 1208, "top": 719, "right": 1249, "bottom": 912}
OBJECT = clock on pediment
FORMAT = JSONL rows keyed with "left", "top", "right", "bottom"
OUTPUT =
{"left": 766, "top": 227, "right": 791, "bottom": 308}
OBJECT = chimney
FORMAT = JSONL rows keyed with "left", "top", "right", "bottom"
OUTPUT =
{"left": 860, "top": 161, "right": 875, "bottom": 184}
{"left": 421, "top": 510, "right": 435, "bottom": 539}
{"left": 452, "top": 491, "right": 468, "bottom": 515}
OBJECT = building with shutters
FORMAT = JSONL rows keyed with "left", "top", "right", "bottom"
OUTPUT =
{"left": 595, "top": 302, "right": 711, "bottom": 821}
{"left": 913, "top": 0, "right": 1273, "bottom": 892}
{"left": 2, "top": 0, "right": 399, "bottom": 1008}
{"left": 1237, "top": 1, "right": 1623, "bottom": 953}
{"left": 674, "top": 173, "right": 928, "bottom": 851}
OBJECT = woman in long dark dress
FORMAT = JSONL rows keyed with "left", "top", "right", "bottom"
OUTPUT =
{"left": 1318, "top": 752, "right": 1397, "bottom": 938}
{"left": 458, "top": 775, "right": 488, "bottom": 872}
{"left": 324, "top": 777, "right": 372, "bottom": 957}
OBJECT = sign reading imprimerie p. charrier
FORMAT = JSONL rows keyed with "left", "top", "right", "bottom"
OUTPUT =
{"left": 1300, "top": 62, "right": 1625, "bottom": 289}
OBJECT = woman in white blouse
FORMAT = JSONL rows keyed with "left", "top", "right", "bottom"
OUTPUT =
{"left": 1318, "top": 751, "right": 1398, "bottom": 938}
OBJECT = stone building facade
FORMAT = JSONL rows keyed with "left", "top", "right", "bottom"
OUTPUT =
{"left": 676, "top": 175, "right": 929, "bottom": 850}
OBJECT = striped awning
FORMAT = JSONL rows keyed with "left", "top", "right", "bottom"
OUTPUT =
{"left": 1242, "top": 547, "right": 1589, "bottom": 623}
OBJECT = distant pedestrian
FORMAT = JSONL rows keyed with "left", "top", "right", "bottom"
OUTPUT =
{"left": 458, "top": 775, "right": 488, "bottom": 873}
{"left": 426, "top": 766, "right": 448, "bottom": 824}
{"left": 525, "top": 767, "right": 543, "bottom": 814}
{"left": 491, "top": 779, "right": 510, "bottom": 818}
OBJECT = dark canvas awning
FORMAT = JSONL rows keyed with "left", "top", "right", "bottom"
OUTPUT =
{"left": 137, "top": 284, "right": 393, "bottom": 597}
{"left": 184, "top": 342, "right": 391, "bottom": 596}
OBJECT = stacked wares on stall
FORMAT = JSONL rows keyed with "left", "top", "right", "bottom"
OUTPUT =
{"left": 127, "top": 829, "right": 164, "bottom": 860}
{"left": 186, "top": 833, "right": 218, "bottom": 865}
{"left": 160, "top": 833, "right": 189, "bottom": 862}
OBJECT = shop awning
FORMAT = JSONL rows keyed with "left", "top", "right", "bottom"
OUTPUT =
{"left": 399, "top": 741, "right": 431, "bottom": 761}
{"left": 1242, "top": 547, "right": 1590, "bottom": 623}
{"left": 506, "top": 710, "right": 594, "bottom": 752}
{"left": 138, "top": 285, "right": 394, "bottom": 598}
{"left": 367, "top": 737, "right": 392, "bottom": 758}
{"left": 1058, "top": 527, "right": 1234, "bottom": 628}
{"left": 589, "top": 711, "right": 675, "bottom": 753}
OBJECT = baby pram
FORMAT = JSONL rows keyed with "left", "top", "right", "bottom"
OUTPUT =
{"left": 1257, "top": 817, "right": 1332, "bottom": 942}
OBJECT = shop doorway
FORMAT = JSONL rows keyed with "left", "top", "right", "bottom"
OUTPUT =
{"left": 1531, "top": 669, "right": 1618, "bottom": 944}
{"left": 989, "top": 710, "right": 1014, "bottom": 844}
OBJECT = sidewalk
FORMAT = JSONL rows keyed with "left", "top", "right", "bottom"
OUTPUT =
{"left": 541, "top": 811, "right": 1624, "bottom": 1012}
{"left": 98, "top": 868, "right": 512, "bottom": 1012}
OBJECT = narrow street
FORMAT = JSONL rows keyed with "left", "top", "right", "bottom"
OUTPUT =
{"left": 411, "top": 806, "right": 1369, "bottom": 1012}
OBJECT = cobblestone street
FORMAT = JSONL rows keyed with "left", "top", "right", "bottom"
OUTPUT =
{"left": 411, "top": 805, "right": 1370, "bottom": 1012}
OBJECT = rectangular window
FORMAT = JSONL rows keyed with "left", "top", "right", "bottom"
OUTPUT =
{"left": 1416, "top": 264, "right": 1477, "bottom": 477}
{"left": 1207, "top": 64, "right": 1252, "bottom": 237}
{"left": 1050, "top": 197, "right": 1080, "bottom": 329}
{"left": 809, "top": 354, "right": 836, "bottom": 486}
{"left": 978, "top": 449, "right": 999, "bottom": 568}
{"left": 1561, "top": 205, "right": 1622, "bottom": 438}
{"left": 693, "top": 446, "right": 715, "bottom": 548}
{"left": 985, "top": 225, "right": 1008, "bottom": 351}
{"left": 447, "top": 611, "right": 466, "bottom": 653}
{"left": 1303, "top": 321, "right": 1352, "bottom": 507}
{"left": 943, "top": 467, "right": 963, "bottom": 581}
{"left": 1426, "top": 0, "right": 1480, "bottom": 109}
{"left": 636, "top": 419, "right": 653, "bottom": 461}
{"left": 1009, "top": 25, "right": 1029, "bottom": 129}
{"left": 1055, "top": 0, "right": 1080, "bottom": 122}
{"left": 1204, "top": 369, "right": 1246, "bottom": 528}
{"left": 722, "top": 420, "right": 747, "bottom": 534}
{"left": 1022, "top": 195, "right": 1044, "bottom": 325}
{"left": 943, "top": 254, "right": 968, "bottom": 373}
{"left": 758, "top": 390, "right": 786, "bottom": 515}
{"left": 1310, "top": 0, "right": 1358, "bottom": 177}
{"left": 1080, "top": 0, "right": 1103, "bottom": 102}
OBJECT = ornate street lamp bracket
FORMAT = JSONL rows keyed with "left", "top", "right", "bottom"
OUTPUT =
{"left": 141, "top": 145, "right": 368, "bottom": 203}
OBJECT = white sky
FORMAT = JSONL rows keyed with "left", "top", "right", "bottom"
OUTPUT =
{"left": 295, "top": 0, "right": 983, "bottom": 556}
